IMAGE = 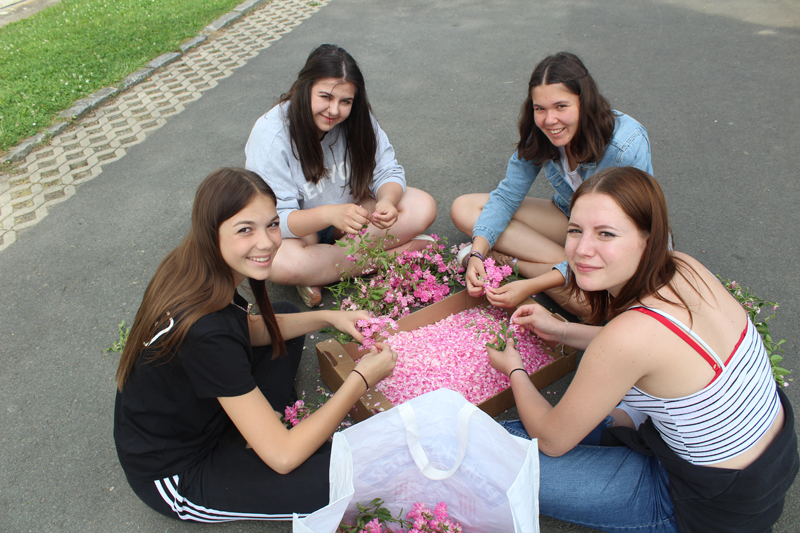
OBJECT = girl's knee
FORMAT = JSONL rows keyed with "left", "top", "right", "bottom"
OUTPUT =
{"left": 400, "top": 188, "right": 437, "bottom": 228}
{"left": 270, "top": 244, "right": 318, "bottom": 283}
{"left": 450, "top": 193, "right": 488, "bottom": 227}
{"left": 415, "top": 189, "right": 437, "bottom": 225}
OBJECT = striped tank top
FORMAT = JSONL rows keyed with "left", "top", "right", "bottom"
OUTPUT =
{"left": 621, "top": 306, "right": 780, "bottom": 465}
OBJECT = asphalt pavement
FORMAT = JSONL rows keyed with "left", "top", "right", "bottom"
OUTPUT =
{"left": 1, "top": 0, "right": 799, "bottom": 531}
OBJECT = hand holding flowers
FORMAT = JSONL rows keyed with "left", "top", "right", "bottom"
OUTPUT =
{"left": 486, "top": 278, "right": 535, "bottom": 308}
{"left": 479, "top": 257, "right": 513, "bottom": 294}
{"left": 325, "top": 315, "right": 399, "bottom": 348}
{"left": 372, "top": 200, "right": 399, "bottom": 229}
{"left": 466, "top": 255, "right": 515, "bottom": 298}
{"left": 487, "top": 337, "right": 526, "bottom": 378}
{"left": 325, "top": 310, "right": 373, "bottom": 344}
{"left": 330, "top": 203, "right": 373, "bottom": 235}
{"left": 464, "top": 255, "right": 487, "bottom": 297}
{"left": 353, "top": 342, "right": 399, "bottom": 390}
{"left": 511, "top": 303, "right": 569, "bottom": 344}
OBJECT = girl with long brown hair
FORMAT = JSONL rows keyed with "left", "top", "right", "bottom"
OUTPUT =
{"left": 488, "top": 167, "right": 797, "bottom": 532}
{"left": 450, "top": 52, "right": 652, "bottom": 315}
{"left": 114, "top": 168, "right": 396, "bottom": 522}
{"left": 245, "top": 44, "right": 437, "bottom": 308}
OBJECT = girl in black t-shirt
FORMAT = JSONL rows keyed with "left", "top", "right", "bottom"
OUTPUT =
{"left": 114, "top": 168, "right": 397, "bottom": 522}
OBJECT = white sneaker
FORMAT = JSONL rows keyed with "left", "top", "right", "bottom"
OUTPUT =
{"left": 456, "top": 244, "right": 473, "bottom": 268}
{"left": 411, "top": 234, "right": 435, "bottom": 243}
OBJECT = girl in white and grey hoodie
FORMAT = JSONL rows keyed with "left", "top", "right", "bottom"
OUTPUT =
{"left": 245, "top": 44, "right": 436, "bottom": 307}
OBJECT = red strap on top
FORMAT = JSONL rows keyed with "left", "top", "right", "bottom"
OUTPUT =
{"left": 632, "top": 307, "right": 723, "bottom": 384}
{"left": 727, "top": 327, "right": 747, "bottom": 366}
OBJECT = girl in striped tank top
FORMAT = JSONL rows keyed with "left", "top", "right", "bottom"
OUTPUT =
{"left": 488, "top": 167, "right": 797, "bottom": 532}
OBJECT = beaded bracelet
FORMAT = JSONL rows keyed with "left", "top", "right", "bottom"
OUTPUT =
{"left": 352, "top": 369, "right": 370, "bottom": 391}
{"left": 468, "top": 251, "right": 486, "bottom": 262}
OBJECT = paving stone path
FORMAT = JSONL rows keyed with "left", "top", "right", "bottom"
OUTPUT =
{"left": 0, "top": 0, "right": 329, "bottom": 252}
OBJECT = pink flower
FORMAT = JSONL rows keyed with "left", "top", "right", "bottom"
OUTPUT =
{"left": 434, "top": 502, "right": 448, "bottom": 521}
{"left": 330, "top": 234, "right": 466, "bottom": 320}
{"left": 364, "top": 518, "right": 383, "bottom": 533}
{"left": 355, "top": 316, "right": 399, "bottom": 351}
{"left": 376, "top": 306, "right": 553, "bottom": 406}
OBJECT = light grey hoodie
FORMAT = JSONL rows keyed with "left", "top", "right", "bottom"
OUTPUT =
{"left": 245, "top": 101, "right": 406, "bottom": 239}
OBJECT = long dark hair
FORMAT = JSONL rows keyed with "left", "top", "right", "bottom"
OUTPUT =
{"left": 517, "top": 52, "right": 615, "bottom": 165}
{"left": 116, "top": 168, "right": 286, "bottom": 390}
{"left": 281, "top": 44, "right": 377, "bottom": 202}
{"left": 567, "top": 167, "right": 699, "bottom": 325}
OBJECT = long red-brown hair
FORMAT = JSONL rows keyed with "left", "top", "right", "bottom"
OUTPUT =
{"left": 116, "top": 168, "right": 285, "bottom": 390}
{"left": 567, "top": 167, "right": 699, "bottom": 325}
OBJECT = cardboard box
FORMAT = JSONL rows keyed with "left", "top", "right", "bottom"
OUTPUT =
{"left": 315, "top": 290, "right": 579, "bottom": 422}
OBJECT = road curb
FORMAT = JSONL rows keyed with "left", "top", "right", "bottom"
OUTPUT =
{"left": 2, "top": 2, "right": 266, "bottom": 165}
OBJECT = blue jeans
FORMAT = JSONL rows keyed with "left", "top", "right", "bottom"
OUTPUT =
{"left": 500, "top": 420, "right": 677, "bottom": 533}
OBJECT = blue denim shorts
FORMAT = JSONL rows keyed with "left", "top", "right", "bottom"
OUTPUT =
{"left": 316, "top": 225, "right": 336, "bottom": 245}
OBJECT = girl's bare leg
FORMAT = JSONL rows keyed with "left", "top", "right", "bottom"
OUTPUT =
{"left": 451, "top": 193, "right": 568, "bottom": 277}
{"left": 268, "top": 187, "right": 437, "bottom": 287}
{"left": 451, "top": 193, "right": 590, "bottom": 317}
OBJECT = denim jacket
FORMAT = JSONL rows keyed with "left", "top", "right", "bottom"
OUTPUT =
{"left": 472, "top": 112, "right": 652, "bottom": 279}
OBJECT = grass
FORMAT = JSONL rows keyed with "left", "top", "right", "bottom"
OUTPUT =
{"left": 0, "top": 0, "right": 247, "bottom": 153}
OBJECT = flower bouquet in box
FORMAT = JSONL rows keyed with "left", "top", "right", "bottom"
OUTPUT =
{"left": 327, "top": 231, "right": 466, "bottom": 323}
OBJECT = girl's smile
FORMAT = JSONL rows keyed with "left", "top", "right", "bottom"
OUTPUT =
{"left": 566, "top": 192, "right": 648, "bottom": 297}
{"left": 218, "top": 195, "right": 282, "bottom": 286}
{"left": 532, "top": 82, "right": 581, "bottom": 149}
{"left": 309, "top": 78, "right": 357, "bottom": 137}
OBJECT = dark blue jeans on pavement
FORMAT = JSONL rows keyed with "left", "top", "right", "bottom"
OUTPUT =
{"left": 500, "top": 419, "right": 678, "bottom": 533}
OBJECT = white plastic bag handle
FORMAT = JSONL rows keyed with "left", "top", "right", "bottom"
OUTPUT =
{"left": 397, "top": 400, "right": 478, "bottom": 480}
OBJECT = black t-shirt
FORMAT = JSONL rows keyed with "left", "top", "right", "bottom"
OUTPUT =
{"left": 114, "top": 294, "right": 257, "bottom": 481}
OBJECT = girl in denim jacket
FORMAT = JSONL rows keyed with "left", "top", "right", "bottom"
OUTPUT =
{"left": 451, "top": 52, "right": 652, "bottom": 316}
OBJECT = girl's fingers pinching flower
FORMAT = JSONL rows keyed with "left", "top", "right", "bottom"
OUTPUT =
{"left": 511, "top": 304, "right": 536, "bottom": 320}
{"left": 376, "top": 342, "right": 398, "bottom": 364}
{"left": 350, "top": 328, "right": 365, "bottom": 344}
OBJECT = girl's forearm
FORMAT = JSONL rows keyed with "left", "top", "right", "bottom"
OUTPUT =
{"left": 521, "top": 269, "right": 565, "bottom": 296}
{"left": 275, "top": 310, "right": 333, "bottom": 340}
{"left": 509, "top": 370, "right": 553, "bottom": 434}
{"left": 562, "top": 322, "right": 602, "bottom": 351}
{"left": 470, "top": 236, "right": 491, "bottom": 256}
{"left": 286, "top": 206, "right": 332, "bottom": 237}
{"left": 375, "top": 182, "right": 403, "bottom": 206}
{"left": 231, "top": 374, "right": 367, "bottom": 475}
{"left": 280, "top": 373, "right": 366, "bottom": 469}
{"left": 250, "top": 310, "right": 336, "bottom": 347}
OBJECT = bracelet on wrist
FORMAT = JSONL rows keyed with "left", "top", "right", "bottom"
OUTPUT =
{"left": 468, "top": 251, "right": 486, "bottom": 262}
{"left": 351, "top": 369, "right": 370, "bottom": 391}
{"left": 508, "top": 367, "right": 527, "bottom": 379}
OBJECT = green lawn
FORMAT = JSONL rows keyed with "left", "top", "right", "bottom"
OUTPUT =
{"left": 0, "top": 0, "right": 248, "bottom": 153}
